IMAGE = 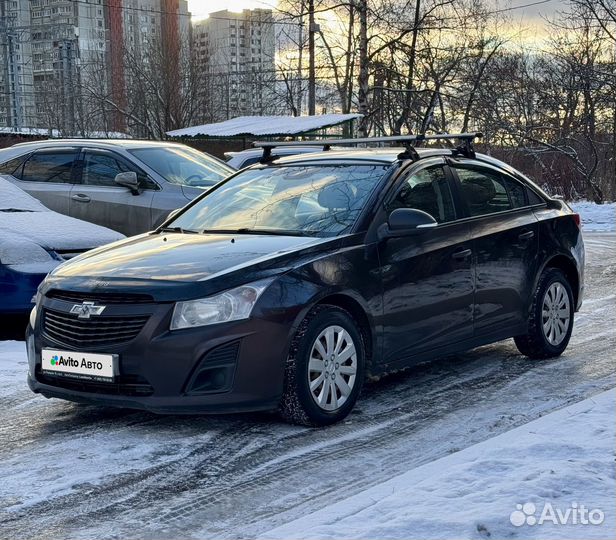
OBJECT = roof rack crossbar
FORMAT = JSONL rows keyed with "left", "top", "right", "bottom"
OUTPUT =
{"left": 253, "top": 132, "right": 483, "bottom": 162}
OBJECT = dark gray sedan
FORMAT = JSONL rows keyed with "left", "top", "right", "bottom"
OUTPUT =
{"left": 0, "top": 140, "right": 234, "bottom": 236}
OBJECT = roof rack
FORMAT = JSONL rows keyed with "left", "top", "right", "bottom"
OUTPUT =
{"left": 254, "top": 132, "right": 483, "bottom": 163}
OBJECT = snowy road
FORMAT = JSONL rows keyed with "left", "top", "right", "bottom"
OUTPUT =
{"left": 0, "top": 232, "right": 614, "bottom": 540}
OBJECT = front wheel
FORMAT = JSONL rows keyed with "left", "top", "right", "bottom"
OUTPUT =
{"left": 279, "top": 305, "right": 365, "bottom": 426}
{"left": 515, "top": 268, "right": 575, "bottom": 359}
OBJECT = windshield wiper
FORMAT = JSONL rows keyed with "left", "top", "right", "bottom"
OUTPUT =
{"left": 0, "top": 208, "right": 34, "bottom": 212}
{"left": 202, "top": 228, "right": 314, "bottom": 237}
{"left": 159, "top": 226, "right": 199, "bottom": 234}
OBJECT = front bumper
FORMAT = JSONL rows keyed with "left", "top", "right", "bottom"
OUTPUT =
{"left": 26, "top": 297, "right": 294, "bottom": 414}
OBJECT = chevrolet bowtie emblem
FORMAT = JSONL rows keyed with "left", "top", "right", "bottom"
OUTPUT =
{"left": 70, "top": 301, "right": 106, "bottom": 319}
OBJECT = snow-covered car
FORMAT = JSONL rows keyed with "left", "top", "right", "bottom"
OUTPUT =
{"left": 0, "top": 177, "right": 124, "bottom": 313}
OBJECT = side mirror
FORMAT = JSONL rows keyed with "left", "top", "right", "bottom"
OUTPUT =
{"left": 114, "top": 171, "right": 140, "bottom": 195}
{"left": 382, "top": 208, "right": 438, "bottom": 238}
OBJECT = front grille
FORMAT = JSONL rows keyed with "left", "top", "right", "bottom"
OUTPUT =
{"left": 43, "top": 309, "right": 150, "bottom": 349}
{"left": 46, "top": 290, "right": 154, "bottom": 304}
{"left": 37, "top": 371, "right": 154, "bottom": 396}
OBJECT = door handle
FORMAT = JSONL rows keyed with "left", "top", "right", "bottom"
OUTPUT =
{"left": 518, "top": 230, "right": 535, "bottom": 242}
{"left": 71, "top": 193, "right": 91, "bottom": 203}
{"left": 452, "top": 248, "right": 472, "bottom": 260}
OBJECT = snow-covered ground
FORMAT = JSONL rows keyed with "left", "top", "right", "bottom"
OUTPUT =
{"left": 263, "top": 389, "right": 615, "bottom": 540}
{"left": 0, "top": 233, "right": 614, "bottom": 540}
{"left": 570, "top": 201, "right": 615, "bottom": 232}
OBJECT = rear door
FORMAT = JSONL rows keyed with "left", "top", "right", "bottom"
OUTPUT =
{"left": 377, "top": 159, "right": 474, "bottom": 367}
{"left": 70, "top": 149, "right": 155, "bottom": 235}
{"left": 449, "top": 160, "right": 540, "bottom": 336}
{"left": 10, "top": 148, "right": 79, "bottom": 214}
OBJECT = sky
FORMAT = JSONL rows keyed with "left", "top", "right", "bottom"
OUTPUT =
{"left": 188, "top": 0, "right": 560, "bottom": 39}
{"left": 188, "top": 0, "right": 558, "bottom": 18}
{"left": 188, "top": 0, "right": 278, "bottom": 20}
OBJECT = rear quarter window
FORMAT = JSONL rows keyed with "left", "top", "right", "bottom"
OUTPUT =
{"left": 0, "top": 154, "right": 29, "bottom": 177}
{"left": 526, "top": 188, "right": 544, "bottom": 205}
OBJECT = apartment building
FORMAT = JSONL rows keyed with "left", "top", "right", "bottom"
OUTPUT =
{"left": 193, "top": 9, "right": 275, "bottom": 121}
{"left": 0, "top": 0, "right": 190, "bottom": 134}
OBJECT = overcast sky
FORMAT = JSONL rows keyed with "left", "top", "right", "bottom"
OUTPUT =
{"left": 188, "top": 0, "right": 560, "bottom": 28}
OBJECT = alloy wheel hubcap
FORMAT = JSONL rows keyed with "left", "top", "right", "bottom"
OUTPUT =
{"left": 542, "top": 282, "right": 571, "bottom": 346}
{"left": 308, "top": 325, "right": 357, "bottom": 411}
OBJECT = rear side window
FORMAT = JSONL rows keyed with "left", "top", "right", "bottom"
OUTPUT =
{"left": 0, "top": 154, "right": 29, "bottom": 176}
{"left": 455, "top": 167, "right": 512, "bottom": 216}
{"left": 20, "top": 151, "right": 77, "bottom": 183}
{"left": 390, "top": 166, "right": 456, "bottom": 223}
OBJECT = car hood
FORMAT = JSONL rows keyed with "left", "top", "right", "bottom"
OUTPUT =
{"left": 0, "top": 210, "right": 124, "bottom": 250}
{"left": 51, "top": 232, "right": 338, "bottom": 283}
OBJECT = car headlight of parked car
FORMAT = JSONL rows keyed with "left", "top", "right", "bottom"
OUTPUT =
{"left": 170, "top": 278, "right": 274, "bottom": 330}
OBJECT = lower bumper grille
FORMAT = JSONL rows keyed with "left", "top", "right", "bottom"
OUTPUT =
{"left": 43, "top": 309, "right": 149, "bottom": 349}
{"left": 38, "top": 371, "right": 154, "bottom": 396}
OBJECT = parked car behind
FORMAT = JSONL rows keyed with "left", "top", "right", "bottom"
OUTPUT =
{"left": 0, "top": 140, "right": 234, "bottom": 236}
{"left": 225, "top": 145, "right": 346, "bottom": 169}
{"left": 0, "top": 177, "right": 123, "bottom": 313}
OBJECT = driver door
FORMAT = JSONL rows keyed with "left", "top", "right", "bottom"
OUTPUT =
{"left": 378, "top": 160, "right": 474, "bottom": 368}
{"left": 70, "top": 149, "right": 154, "bottom": 236}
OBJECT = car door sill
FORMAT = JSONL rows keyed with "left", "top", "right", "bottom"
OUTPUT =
{"left": 379, "top": 323, "right": 527, "bottom": 374}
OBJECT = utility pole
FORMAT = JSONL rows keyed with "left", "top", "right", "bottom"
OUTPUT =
{"left": 296, "top": 3, "right": 304, "bottom": 116}
{"left": 307, "top": 0, "right": 316, "bottom": 115}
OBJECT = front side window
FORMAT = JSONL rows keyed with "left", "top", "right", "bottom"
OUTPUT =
{"left": 82, "top": 152, "right": 130, "bottom": 187}
{"left": 170, "top": 164, "right": 390, "bottom": 237}
{"left": 390, "top": 166, "right": 456, "bottom": 223}
{"left": 455, "top": 167, "right": 512, "bottom": 216}
{"left": 129, "top": 146, "right": 234, "bottom": 188}
{"left": 20, "top": 151, "right": 77, "bottom": 183}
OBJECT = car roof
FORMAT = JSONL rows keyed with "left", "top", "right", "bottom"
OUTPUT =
{"left": 263, "top": 147, "right": 524, "bottom": 174}
{"left": 263, "top": 147, "right": 450, "bottom": 165}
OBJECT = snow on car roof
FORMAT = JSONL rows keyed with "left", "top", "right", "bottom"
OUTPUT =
{"left": 0, "top": 176, "right": 47, "bottom": 211}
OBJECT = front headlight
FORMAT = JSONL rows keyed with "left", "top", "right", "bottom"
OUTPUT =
{"left": 170, "top": 278, "right": 274, "bottom": 330}
{"left": 29, "top": 290, "right": 41, "bottom": 329}
{"left": 29, "top": 304, "right": 38, "bottom": 329}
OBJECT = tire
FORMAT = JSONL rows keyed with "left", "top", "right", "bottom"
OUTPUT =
{"left": 279, "top": 305, "right": 365, "bottom": 426}
{"left": 514, "top": 268, "right": 575, "bottom": 359}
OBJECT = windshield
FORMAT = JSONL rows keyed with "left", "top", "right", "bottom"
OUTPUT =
{"left": 169, "top": 164, "right": 390, "bottom": 237}
{"left": 129, "top": 146, "right": 234, "bottom": 188}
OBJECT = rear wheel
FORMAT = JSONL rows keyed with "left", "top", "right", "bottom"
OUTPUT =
{"left": 279, "top": 305, "right": 365, "bottom": 426}
{"left": 515, "top": 268, "right": 575, "bottom": 359}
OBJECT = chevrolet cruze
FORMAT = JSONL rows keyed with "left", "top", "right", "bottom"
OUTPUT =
{"left": 26, "top": 134, "right": 584, "bottom": 426}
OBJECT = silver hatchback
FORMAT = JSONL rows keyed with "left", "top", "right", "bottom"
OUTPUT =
{"left": 0, "top": 139, "right": 234, "bottom": 236}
